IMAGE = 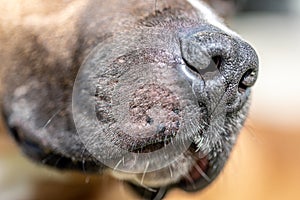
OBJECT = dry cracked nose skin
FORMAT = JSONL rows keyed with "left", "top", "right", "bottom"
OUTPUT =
{"left": 129, "top": 84, "right": 181, "bottom": 136}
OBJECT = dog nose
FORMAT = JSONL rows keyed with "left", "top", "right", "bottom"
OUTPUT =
{"left": 179, "top": 29, "right": 259, "bottom": 114}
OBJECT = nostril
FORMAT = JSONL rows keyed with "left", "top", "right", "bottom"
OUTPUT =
{"left": 238, "top": 68, "right": 258, "bottom": 93}
{"left": 205, "top": 56, "right": 222, "bottom": 72}
{"left": 183, "top": 55, "right": 222, "bottom": 75}
{"left": 212, "top": 56, "right": 222, "bottom": 69}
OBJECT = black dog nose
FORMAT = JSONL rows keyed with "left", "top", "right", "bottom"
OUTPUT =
{"left": 179, "top": 29, "right": 259, "bottom": 114}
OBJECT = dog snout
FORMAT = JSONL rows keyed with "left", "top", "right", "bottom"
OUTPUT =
{"left": 179, "top": 28, "right": 259, "bottom": 114}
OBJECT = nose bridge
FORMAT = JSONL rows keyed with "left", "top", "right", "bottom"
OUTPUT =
{"left": 179, "top": 28, "right": 259, "bottom": 114}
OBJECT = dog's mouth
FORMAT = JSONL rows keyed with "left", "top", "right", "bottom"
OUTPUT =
{"left": 125, "top": 141, "right": 226, "bottom": 200}
{"left": 181, "top": 156, "right": 210, "bottom": 188}
{"left": 176, "top": 142, "right": 223, "bottom": 192}
{"left": 178, "top": 143, "right": 211, "bottom": 191}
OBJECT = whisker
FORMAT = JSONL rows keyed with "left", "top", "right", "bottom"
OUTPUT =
{"left": 183, "top": 174, "right": 196, "bottom": 189}
{"left": 135, "top": 178, "right": 157, "bottom": 193}
{"left": 243, "top": 118, "right": 266, "bottom": 148}
{"left": 42, "top": 108, "right": 62, "bottom": 129}
{"left": 54, "top": 156, "right": 63, "bottom": 168}
{"left": 82, "top": 159, "right": 86, "bottom": 174}
{"left": 79, "top": 135, "right": 100, "bottom": 170}
{"left": 113, "top": 157, "right": 124, "bottom": 171}
{"left": 142, "top": 185, "right": 157, "bottom": 193}
{"left": 168, "top": 165, "right": 173, "bottom": 178}
{"left": 80, "top": 148, "right": 87, "bottom": 173}
{"left": 41, "top": 153, "right": 55, "bottom": 164}
{"left": 140, "top": 161, "right": 149, "bottom": 186}
{"left": 194, "top": 163, "right": 211, "bottom": 182}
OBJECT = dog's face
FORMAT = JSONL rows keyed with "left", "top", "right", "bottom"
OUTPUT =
{"left": 0, "top": 0, "right": 258, "bottom": 198}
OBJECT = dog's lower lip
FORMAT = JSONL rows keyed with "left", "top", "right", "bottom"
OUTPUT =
{"left": 179, "top": 155, "right": 209, "bottom": 189}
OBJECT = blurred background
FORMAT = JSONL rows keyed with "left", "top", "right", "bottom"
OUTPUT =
{"left": 1, "top": 0, "right": 300, "bottom": 199}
